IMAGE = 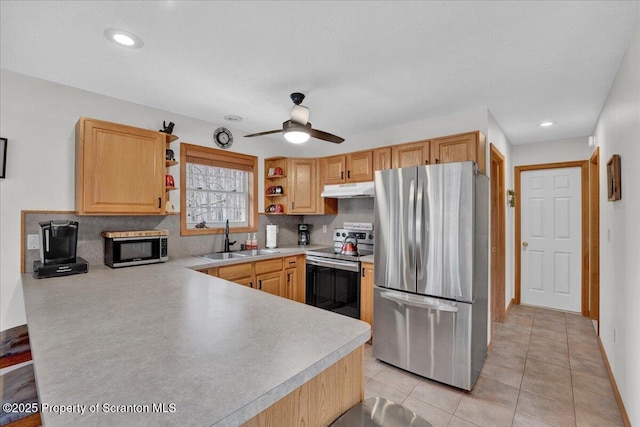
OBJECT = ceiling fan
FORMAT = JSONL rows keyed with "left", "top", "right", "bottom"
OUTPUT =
{"left": 244, "top": 92, "right": 344, "bottom": 144}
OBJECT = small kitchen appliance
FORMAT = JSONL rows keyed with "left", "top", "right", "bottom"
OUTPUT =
{"left": 103, "top": 230, "right": 168, "bottom": 268}
{"left": 305, "top": 225, "right": 374, "bottom": 319}
{"left": 297, "top": 224, "right": 310, "bottom": 245}
{"left": 33, "top": 220, "right": 88, "bottom": 279}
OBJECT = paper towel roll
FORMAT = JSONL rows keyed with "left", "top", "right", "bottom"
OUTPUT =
{"left": 266, "top": 225, "right": 277, "bottom": 248}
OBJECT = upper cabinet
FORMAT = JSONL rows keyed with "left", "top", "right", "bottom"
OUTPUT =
{"left": 391, "top": 139, "right": 431, "bottom": 168}
{"left": 322, "top": 150, "right": 373, "bottom": 185}
{"left": 373, "top": 147, "right": 392, "bottom": 171}
{"left": 264, "top": 157, "right": 337, "bottom": 215}
{"left": 75, "top": 117, "right": 166, "bottom": 215}
{"left": 430, "top": 131, "right": 486, "bottom": 174}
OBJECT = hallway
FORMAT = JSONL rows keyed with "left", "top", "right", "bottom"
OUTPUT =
{"left": 364, "top": 305, "right": 623, "bottom": 426}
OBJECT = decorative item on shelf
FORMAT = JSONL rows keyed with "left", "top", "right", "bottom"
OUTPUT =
{"left": 165, "top": 174, "right": 175, "bottom": 188}
{"left": 274, "top": 166, "right": 283, "bottom": 176}
{"left": 507, "top": 189, "right": 516, "bottom": 208}
{"left": 165, "top": 200, "right": 175, "bottom": 213}
{"left": 274, "top": 185, "right": 283, "bottom": 194}
{"left": 159, "top": 121, "right": 175, "bottom": 134}
{"left": 607, "top": 154, "right": 621, "bottom": 201}
{"left": 266, "top": 204, "right": 284, "bottom": 213}
{"left": 268, "top": 167, "right": 275, "bottom": 176}
{"left": 266, "top": 186, "right": 275, "bottom": 195}
{"left": 166, "top": 149, "right": 175, "bottom": 161}
{"left": 214, "top": 127, "right": 233, "bottom": 149}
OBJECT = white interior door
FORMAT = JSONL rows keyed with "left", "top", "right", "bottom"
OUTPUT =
{"left": 521, "top": 167, "right": 582, "bottom": 312}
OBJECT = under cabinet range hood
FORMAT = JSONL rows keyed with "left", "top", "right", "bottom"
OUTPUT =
{"left": 321, "top": 181, "right": 375, "bottom": 198}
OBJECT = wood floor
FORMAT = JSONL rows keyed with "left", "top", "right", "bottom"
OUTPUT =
{"left": 364, "top": 304, "right": 623, "bottom": 426}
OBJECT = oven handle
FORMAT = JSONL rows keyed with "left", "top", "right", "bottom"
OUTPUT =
{"left": 305, "top": 256, "right": 360, "bottom": 272}
{"left": 380, "top": 291, "right": 459, "bottom": 313}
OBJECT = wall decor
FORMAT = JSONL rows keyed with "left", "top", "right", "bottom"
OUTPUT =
{"left": 0, "top": 138, "right": 7, "bottom": 178}
{"left": 506, "top": 189, "right": 516, "bottom": 208}
{"left": 607, "top": 154, "right": 621, "bottom": 201}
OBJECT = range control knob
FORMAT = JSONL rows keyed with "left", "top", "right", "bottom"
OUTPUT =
{"left": 341, "top": 232, "right": 347, "bottom": 237}
{"left": 335, "top": 232, "right": 340, "bottom": 237}
{"left": 369, "top": 234, "right": 374, "bottom": 239}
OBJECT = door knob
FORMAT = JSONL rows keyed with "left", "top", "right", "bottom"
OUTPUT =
{"left": 522, "top": 242, "right": 529, "bottom": 248}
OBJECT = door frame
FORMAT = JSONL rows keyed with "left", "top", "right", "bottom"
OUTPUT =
{"left": 490, "top": 144, "right": 506, "bottom": 322}
{"left": 589, "top": 148, "right": 600, "bottom": 333}
{"left": 514, "top": 160, "right": 589, "bottom": 315}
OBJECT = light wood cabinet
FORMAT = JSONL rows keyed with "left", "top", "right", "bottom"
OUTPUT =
{"left": 430, "top": 131, "right": 486, "bottom": 174}
{"left": 391, "top": 139, "right": 431, "bottom": 168}
{"left": 360, "top": 262, "right": 374, "bottom": 328}
{"left": 373, "top": 147, "right": 392, "bottom": 171}
{"left": 289, "top": 158, "right": 318, "bottom": 214}
{"left": 322, "top": 150, "right": 373, "bottom": 184}
{"left": 263, "top": 157, "right": 337, "bottom": 216}
{"left": 323, "top": 155, "right": 346, "bottom": 185}
{"left": 75, "top": 117, "right": 166, "bottom": 215}
{"left": 284, "top": 255, "right": 305, "bottom": 303}
{"left": 199, "top": 255, "right": 306, "bottom": 301}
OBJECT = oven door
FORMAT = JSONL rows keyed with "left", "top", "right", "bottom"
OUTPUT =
{"left": 305, "top": 256, "right": 361, "bottom": 319}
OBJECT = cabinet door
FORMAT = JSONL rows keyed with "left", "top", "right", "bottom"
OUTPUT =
{"left": 235, "top": 276, "right": 254, "bottom": 288}
{"left": 323, "top": 155, "right": 346, "bottom": 184}
{"left": 257, "top": 271, "right": 284, "bottom": 297}
{"left": 289, "top": 158, "right": 318, "bottom": 214}
{"left": 217, "top": 262, "right": 254, "bottom": 281}
{"left": 360, "top": 263, "right": 374, "bottom": 327}
{"left": 285, "top": 268, "right": 297, "bottom": 301}
{"left": 391, "top": 140, "right": 431, "bottom": 168}
{"left": 76, "top": 118, "right": 165, "bottom": 214}
{"left": 346, "top": 151, "right": 373, "bottom": 182}
{"left": 431, "top": 131, "right": 486, "bottom": 174}
{"left": 373, "top": 147, "right": 392, "bottom": 171}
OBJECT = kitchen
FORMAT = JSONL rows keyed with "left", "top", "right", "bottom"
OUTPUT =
{"left": 2, "top": 2, "right": 640, "bottom": 427}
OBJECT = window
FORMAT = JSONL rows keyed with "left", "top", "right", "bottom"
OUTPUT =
{"left": 180, "top": 143, "right": 258, "bottom": 235}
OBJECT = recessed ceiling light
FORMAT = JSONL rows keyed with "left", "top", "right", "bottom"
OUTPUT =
{"left": 104, "top": 28, "right": 144, "bottom": 49}
{"left": 539, "top": 121, "right": 554, "bottom": 127}
{"left": 224, "top": 115, "right": 243, "bottom": 122}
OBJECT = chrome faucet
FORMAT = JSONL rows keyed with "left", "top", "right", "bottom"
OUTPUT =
{"left": 223, "top": 219, "right": 236, "bottom": 252}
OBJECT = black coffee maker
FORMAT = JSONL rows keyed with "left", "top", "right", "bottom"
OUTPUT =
{"left": 33, "top": 220, "right": 88, "bottom": 278}
{"left": 298, "top": 224, "right": 310, "bottom": 245}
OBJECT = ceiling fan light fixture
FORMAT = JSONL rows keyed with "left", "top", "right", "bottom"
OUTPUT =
{"left": 284, "top": 130, "right": 310, "bottom": 144}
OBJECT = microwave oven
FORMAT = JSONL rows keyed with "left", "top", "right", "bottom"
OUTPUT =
{"left": 103, "top": 230, "right": 168, "bottom": 268}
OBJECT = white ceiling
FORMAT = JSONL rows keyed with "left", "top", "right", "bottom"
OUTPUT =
{"left": 1, "top": 1, "right": 638, "bottom": 145}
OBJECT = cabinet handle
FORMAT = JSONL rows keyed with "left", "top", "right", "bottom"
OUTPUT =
{"left": 249, "top": 282, "right": 253, "bottom": 288}
{"left": 347, "top": 170, "right": 351, "bottom": 179}
{"left": 435, "top": 159, "right": 439, "bottom": 164}
{"left": 362, "top": 268, "right": 365, "bottom": 278}
{"left": 258, "top": 280, "right": 262, "bottom": 290}
{"left": 158, "top": 197, "right": 162, "bottom": 208}
{"left": 287, "top": 273, "right": 290, "bottom": 283}
{"left": 341, "top": 171, "right": 344, "bottom": 180}
{"left": 291, "top": 202, "right": 295, "bottom": 210}
{"left": 425, "top": 160, "right": 429, "bottom": 164}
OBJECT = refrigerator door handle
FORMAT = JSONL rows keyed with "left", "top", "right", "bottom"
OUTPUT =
{"left": 416, "top": 179, "right": 424, "bottom": 280}
{"left": 408, "top": 179, "right": 416, "bottom": 277}
{"left": 380, "top": 291, "right": 459, "bottom": 313}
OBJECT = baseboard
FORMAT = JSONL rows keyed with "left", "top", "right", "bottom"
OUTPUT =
{"left": 597, "top": 336, "right": 631, "bottom": 427}
{"left": 505, "top": 298, "right": 515, "bottom": 317}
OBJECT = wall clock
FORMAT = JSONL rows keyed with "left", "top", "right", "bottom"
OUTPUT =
{"left": 213, "top": 127, "right": 233, "bottom": 149}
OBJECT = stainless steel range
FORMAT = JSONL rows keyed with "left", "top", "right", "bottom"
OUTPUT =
{"left": 305, "top": 224, "right": 374, "bottom": 319}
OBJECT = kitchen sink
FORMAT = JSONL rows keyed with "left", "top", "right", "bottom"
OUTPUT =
{"left": 236, "top": 249, "right": 280, "bottom": 256}
{"left": 197, "top": 252, "right": 250, "bottom": 261}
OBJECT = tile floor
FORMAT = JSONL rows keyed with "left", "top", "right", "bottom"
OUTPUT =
{"left": 364, "top": 304, "right": 624, "bottom": 427}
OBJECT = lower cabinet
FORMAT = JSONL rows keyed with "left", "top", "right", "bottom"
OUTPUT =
{"left": 200, "top": 255, "right": 305, "bottom": 302}
{"left": 360, "top": 262, "right": 374, "bottom": 328}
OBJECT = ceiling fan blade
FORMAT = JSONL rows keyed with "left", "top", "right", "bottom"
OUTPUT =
{"left": 290, "top": 105, "right": 309, "bottom": 125}
{"left": 308, "top": 128, "right": 344, "bottom": 144}
{"left": 244, "top": 129, "right": 282, "bottom": 138}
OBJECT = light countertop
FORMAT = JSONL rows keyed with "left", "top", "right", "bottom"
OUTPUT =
{"left": 21, "top": 254, "right": 370, "bottom": 426}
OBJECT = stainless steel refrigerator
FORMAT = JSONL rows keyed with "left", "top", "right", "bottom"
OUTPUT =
{"left": 373, "top": 161, "right": 488, "bottom": 390}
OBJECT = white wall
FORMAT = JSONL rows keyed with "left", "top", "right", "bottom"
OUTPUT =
{"left": 592, "top": 24, "right": 640, "bottom": 425}
{"left": 512, "top": 136, "right": 594, "bottom": 166}
{"left": 487, "top": 111, "right": 515, "bottom": 310}
{"left": 0, "top": 70, "right": 308, "bottom": 330}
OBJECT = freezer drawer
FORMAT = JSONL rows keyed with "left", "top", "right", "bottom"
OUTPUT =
{"left": 372, "top": 287, "right": 480, "bottom": 390}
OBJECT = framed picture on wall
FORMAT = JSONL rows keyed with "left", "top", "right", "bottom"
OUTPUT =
{"left": 607, "top": 154, "right": 621, "bottom": 201}
{"left": 0, "top": 138, "right": 7, "bottom": 179}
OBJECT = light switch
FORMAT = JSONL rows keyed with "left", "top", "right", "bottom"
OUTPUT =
{"left": 27, "top": 234, "right": 40, "bottom": 250}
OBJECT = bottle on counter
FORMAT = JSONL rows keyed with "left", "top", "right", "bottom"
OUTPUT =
{"left": 251, "top": 233, "right": 258, "bottom": 249}
{"left": 246, "top": 233, "right": 252, "bottom": 250}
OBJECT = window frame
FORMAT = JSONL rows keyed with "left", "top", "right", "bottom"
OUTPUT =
{"left": 180, "top": 143, "right": 258, "bottom": 236}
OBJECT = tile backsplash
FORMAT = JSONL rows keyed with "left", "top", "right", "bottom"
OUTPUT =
{"left": 302, "top": 198, "right": 375, "bottom": 246}
{"left": 23, "top": 212, "right": 303, "bottom": 271}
